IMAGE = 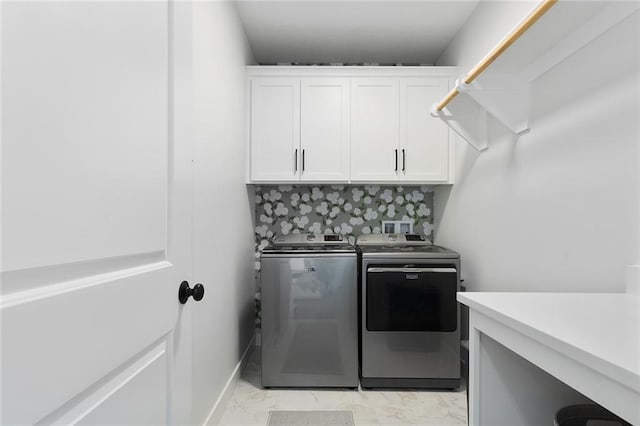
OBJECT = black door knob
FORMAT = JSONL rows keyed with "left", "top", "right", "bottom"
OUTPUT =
{"left": 178, "top": 281, "right": 205, "bottom": 304}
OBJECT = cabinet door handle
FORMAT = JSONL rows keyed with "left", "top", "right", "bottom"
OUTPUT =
{"left": 402, "top": 149, "right": 406, "bottom": 172}
{"left": 294, "top": 149, "right": 298, "bottom": 173}
{"left": 302, "top": 149, "right": 305, "bottom": 172}
{"left": 394, "top": 149, "right": 398, "bottom": 171}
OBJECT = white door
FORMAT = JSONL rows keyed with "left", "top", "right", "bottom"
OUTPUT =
{"left": 399, "top": 78, "right": 450, "bottom": 182}
{"left": 300, "top": 78, "right": 350, "bottom": 182}
{"left": 1, "top": 2, "right": 194, "bottom": 424}
{"left": 250, "top": 78, "right": 301, "bottom": 182}
{"left": 350, "top": 79, "right": 400, "bottom": 182}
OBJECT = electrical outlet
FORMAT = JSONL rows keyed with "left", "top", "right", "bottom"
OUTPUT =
{"left": 381, "top": 220, "right": 413, "bottom": 234}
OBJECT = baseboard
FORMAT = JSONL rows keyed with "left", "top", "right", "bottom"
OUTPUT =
{"left": 203, "top": 334, "right": 256, "bottom": 426}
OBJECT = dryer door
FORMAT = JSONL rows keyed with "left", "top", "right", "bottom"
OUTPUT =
{"left": 366, "top": 266, "right": 458, "bottom": 332}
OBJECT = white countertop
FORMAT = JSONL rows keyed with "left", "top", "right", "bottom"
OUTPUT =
{"left": 457, "top": 292, "right": 640, "bottom": 394}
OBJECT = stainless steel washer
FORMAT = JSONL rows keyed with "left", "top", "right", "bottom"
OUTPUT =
{"left": 260, "top": 233, "right": 359, "bottom": 388}
{"left": 357, "top": 233, "right": 461, "bottom": 389}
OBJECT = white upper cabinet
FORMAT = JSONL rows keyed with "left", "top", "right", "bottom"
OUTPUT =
{"left": 249, "top": 77, "right": 350, "bottom": 182}
{"left": 300, "top": 79, "right": 350, "bottom": 182}
{"left": 400, "top": 78, "right": 450, "bottom": 182}
{"left": 351, "top": 77, "right": 450, "bottom": 182}
{"left": 250, "top": 78, "right": 300, "bottom": 182}
{"left": 246, "top": 67, "right": 456, "bottom": 184}
{"left": 350, "top": 79, "right": 400, "bottom": 181}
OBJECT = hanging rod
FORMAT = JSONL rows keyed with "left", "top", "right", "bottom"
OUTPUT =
{"left": 434, "top": 0, "right": 558, "bottom": 112}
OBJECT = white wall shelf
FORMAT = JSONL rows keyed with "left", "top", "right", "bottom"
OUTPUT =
{"left": 432, "top": 0, "right": 640, "bottom": 151}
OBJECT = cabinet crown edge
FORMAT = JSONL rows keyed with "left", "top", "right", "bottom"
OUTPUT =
{"left": 246, "top": 65, "right": 459, "bottom": 78}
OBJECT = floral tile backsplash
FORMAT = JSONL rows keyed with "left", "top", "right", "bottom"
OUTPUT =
{"left": 253, "top": 184, "right": 434, "bottom": 328}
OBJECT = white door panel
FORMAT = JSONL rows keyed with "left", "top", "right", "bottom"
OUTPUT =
{"left": 250, "top": 78, "right": 300, "bottom": 182}
{"left": 1, "top": 1, "right": 192, "bottom": 424}
{"left": 400, "top": 79, "right": 450, "bottom": 182}
{"left": 1, "top": 264, "right": 177, "bottom": 424}
{"left": 350, "top": 79, "right": 400, "bottom": 181}
{"left": 300, "top": 79, "right": 350, "bottom": 182}
{"left": 76, "top": 344, "right": 169, "bottom": 426}
{"left": 45, "top": 340, "right": 170, "bottom": 425}
{"left": 1, "top": 1, "right": 168, "bottom": 272}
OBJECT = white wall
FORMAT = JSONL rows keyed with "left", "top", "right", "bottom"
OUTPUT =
{"left": 434, "top": 3, "right": 639, "bottom": 293}
{"left": 191, "top": 2, "right": 256, "bottom": 423}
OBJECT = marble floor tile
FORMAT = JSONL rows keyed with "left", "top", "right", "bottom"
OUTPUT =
{"left": 218, "top": 348, "right": 468, "bottom": 426}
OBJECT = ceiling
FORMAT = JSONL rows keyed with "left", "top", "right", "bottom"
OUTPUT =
{"left": 234, "top": 0, "right": 481, "bottom": 65}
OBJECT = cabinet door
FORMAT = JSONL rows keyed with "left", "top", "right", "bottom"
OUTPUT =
{"left": 399, "top": 78, "right": 450, "bottom": 182}
{"left": 300, "top": 79, "right": 350, "bottom": 182}
{"left": 350, "top": 79, "right": 400, "bottom": 181}
{"left": 250, "top": 78, "right": 300, "bottom": 182}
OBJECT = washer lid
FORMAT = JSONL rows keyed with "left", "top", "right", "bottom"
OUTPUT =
{"left": 263, "top": 233, "right": 355, "bottom": 254}
{"left": 273, "top": 233, "right": 347, "bottom": 246}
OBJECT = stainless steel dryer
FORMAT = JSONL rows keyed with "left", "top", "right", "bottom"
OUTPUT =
{"left": 357, "top": 233, "right": 461, "bottom": 389}
{"left": 260, "top": 233, "right": 359, "bottom": 388}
